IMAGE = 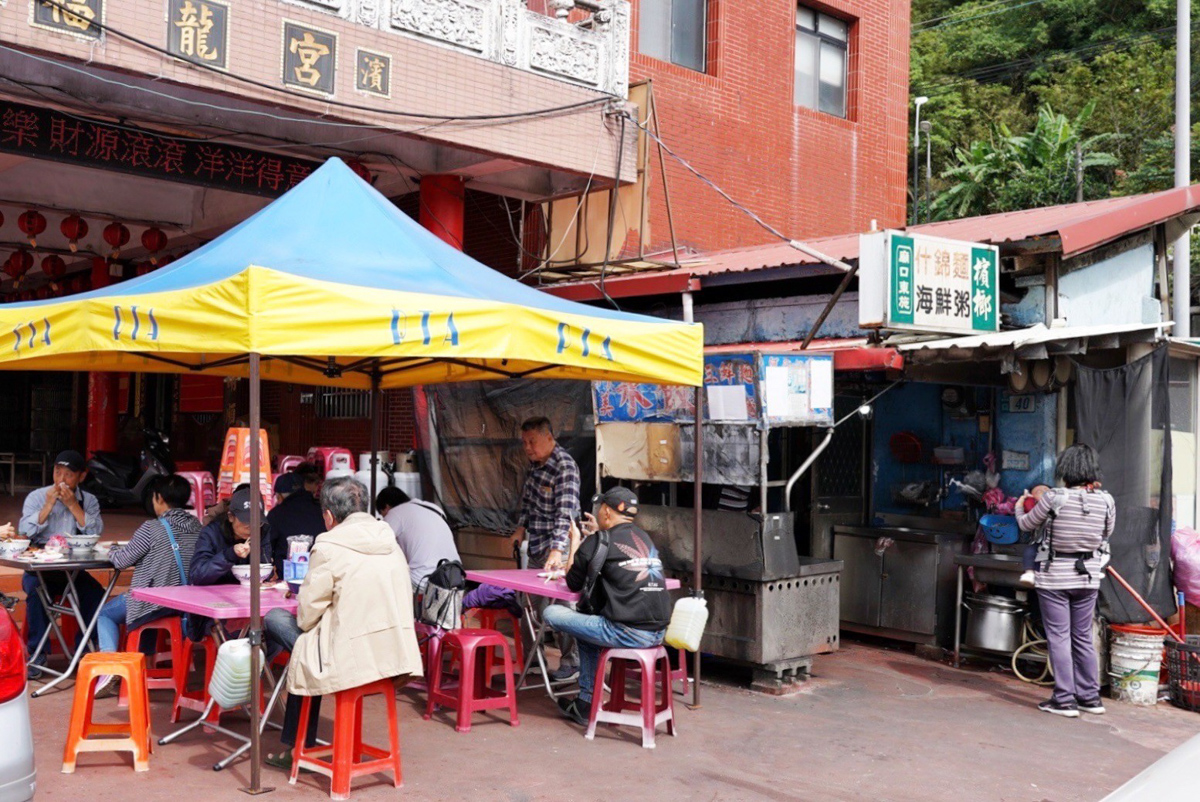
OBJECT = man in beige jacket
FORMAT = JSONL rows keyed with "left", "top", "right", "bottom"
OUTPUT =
{"left": 263, "top": 476, "right": 422, "bottom": 770}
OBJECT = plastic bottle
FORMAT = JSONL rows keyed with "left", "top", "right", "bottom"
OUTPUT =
{"left": 665, "top": 593, "right": 708, "bottom": 653}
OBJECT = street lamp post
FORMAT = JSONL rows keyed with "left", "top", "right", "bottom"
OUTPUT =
{"left": 912, "top": 96, "right": 928, "bottom": 226}
{"left": 922, "top": 119, "right": 933, "bottom": 224}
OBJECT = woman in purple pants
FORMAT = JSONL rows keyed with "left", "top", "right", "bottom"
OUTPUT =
{"left": 1016, "top": 444, "right": 1115, "bottom": 718}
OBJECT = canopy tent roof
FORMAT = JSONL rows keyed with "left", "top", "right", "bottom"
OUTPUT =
{"left": 0, "top": 159, "right": 702, "bottom": 388}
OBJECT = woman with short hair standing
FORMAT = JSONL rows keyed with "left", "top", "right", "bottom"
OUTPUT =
{"left": 1016, "top": 444, "right": 1115, "bottom": 718}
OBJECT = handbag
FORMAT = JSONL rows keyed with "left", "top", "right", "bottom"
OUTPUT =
{"left": 418, "top": 558, "right": 467, "bottom": 630}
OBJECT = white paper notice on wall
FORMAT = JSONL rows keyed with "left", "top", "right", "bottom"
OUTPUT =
{"left": 764, "top": 366, "right": 790, "bottom": 417}
{"left": 1002, "top": 450, "right": 1031, "bottom": 471}
{"left": 810, "top": 358, "right": 834, "bottom": 410}
{"left": 706, "top": 385, "right": 749, "bottom": 421}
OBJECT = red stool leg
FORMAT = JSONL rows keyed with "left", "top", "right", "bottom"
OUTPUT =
{"left": 639, "top": 652, "right": 657, "bottom": 748}
{"left": 457, "top": 641, "right": 476, "bottom": 733}
{"left": 385, "top": 687, "right": 403, "bottom": 788}
{"left": 289, "top": 697, "right": 313, "bottom": 786}
{"left": 661, "top": 651, "right": 677, "bottom": 737}
{"left": 330, "top": 691, "right": 356, "bottom": 800}
{"left": 501, "top": 639, "right": 519, "bottom": 727}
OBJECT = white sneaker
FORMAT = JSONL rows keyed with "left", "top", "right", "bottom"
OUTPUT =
{"left": 1018, "top": 570, "right": 1036, "bottom": 587}
{"left": 93, "top": 674, "right": 119, "bottom": 698}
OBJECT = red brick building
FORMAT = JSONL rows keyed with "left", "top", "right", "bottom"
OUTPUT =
{"left": 628, "top": 0, "right": 912, "bottom": 257}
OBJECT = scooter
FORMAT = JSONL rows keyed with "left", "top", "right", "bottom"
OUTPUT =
{"left": 83, "top": 428, "right": 174, "bottom": 515}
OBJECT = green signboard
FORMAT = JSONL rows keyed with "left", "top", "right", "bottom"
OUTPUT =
{"left": 883, "top": 232, "right": 998, "bottom": 334}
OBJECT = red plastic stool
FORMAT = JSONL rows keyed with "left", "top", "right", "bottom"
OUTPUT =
{"left": 471, "top": 608, "right": 525, "bottom": 679}
{"left": 627, "top": 647, "right": 691, "bottom": 699}
{"left": 119, "top": 616, "right": 187, "bottom": 710}
{"left": 423, "top": 628, "right": 519, "bottom": 733}
{"left": 291, "top": 677, "right": 402, "bottom": 800}
{"left": 173, "top": 634, "right": 220, "bottom": 723}
{"left": 585, "top": 646, "right": 676, "bottom": 749}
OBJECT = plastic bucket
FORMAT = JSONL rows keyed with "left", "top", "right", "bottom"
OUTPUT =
{"left": 1109, "top": 626, "right": 1166, "bottom": 706}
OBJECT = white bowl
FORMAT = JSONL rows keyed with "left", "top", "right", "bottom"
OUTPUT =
{"left": 65, "top": 534, "right": 101, "bottom": 550}
{"left": 231, "top": 564, "right": 273, "bottom": 586}
{"left": 0, "top": 539, "right": 30, "bottom": 557}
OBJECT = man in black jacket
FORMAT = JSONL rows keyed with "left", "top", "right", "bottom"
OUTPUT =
{"left": 543, "top": 487, "right": 672, "bottom": 726}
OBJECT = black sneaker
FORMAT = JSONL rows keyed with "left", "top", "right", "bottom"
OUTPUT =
{"left": 1038, "top": 699, "right": 1080, "bottom": 718}
{"left": 557, "top": 696, "right": 590, "bottom": 727}
{"left": 549, "top": 663, "right": 580, "bottom": 683}
{"left": 1076, "top": 698, "right": 1106, "bottom": 715}
{"left": 26, "top": 654, "right": 46, "bottom": 681}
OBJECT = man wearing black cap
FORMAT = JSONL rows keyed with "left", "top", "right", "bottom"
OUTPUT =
{"left": 18, "top": 450, "right": 106, "bottom": 678}
{"left": 543, "top": 487, "right": 673, "bottom": 726}
{"left": 190, "top": 485, "right": 279, "bottom": 587}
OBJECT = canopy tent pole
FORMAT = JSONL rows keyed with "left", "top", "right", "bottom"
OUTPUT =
{"left": 369, "top": 370, "right": 381, "bottom": 514}
{"left": 692, "top": 385, "right": 703, "bottom": 708}
{"left": 242, "top": 353, "right": 271, "bottom": 795}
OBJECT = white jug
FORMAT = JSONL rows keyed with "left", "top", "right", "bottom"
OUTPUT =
{"left": 665, "top": 595, "right": 708, "bottom": 653}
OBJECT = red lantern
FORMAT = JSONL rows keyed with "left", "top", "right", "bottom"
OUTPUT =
{"left": 60, "top": 215, "right": 89, "bottom": 253}
{"left": 42, "top": 255, "right": 66, "bottom": 290}
{"left": 135, "top": 261, "right": 154, "bottom": 276}
{"left": 104, "top": 222, "right": 130, "bottom": 258}
{"left": 34, "top": 285, "right": 50, "bottom": 300}
{"left": 141, "top": 227, "right": 168, "bottom": 264}
{"left": 4, "top": 249, "right": 33, "bottom": 286}
{"left": 346, "top": 160, "right": 372, "bottom": 183}
{"left": 18, "top": 211, "right": 46, "bottom": 247}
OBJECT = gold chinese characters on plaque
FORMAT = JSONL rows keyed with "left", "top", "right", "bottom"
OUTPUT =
{"left": 32, "top": 0, "right": 103, "bottom": 38}
{"left": 167, "top": 0, "right": 229, "bottom": 70}
{"left": 355, "top": 49, "right": 391, "bottom": 98}
{"left": 282, "top": 22, "right": 337, "bottom": 95}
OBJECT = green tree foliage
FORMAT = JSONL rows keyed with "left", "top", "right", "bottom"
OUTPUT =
{"left": 931, "top": 104, "right": 1118, "bottom": 219}
{"left": 912, "top": 0, "right": 1195, "bottom": 216}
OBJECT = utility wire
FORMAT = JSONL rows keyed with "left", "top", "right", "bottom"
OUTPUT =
{"left": 914, "top": 0, "right": 1050, "bottom": 31}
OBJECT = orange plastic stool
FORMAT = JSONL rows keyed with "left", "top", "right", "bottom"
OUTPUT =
{"left": 291, "top": 678, "right": 402, "bottom": 800}
{"left": 585, "top": 646, "right": 676, "bottom": 749}
{"left": 423, "top": 628, "right": 519, "bottom": 733}
{"left": 471, "top": 609, "right": 526, "bottom": 679}
{"left": 119, "top": 617, "right": 188, "bottom": 711}
{"left": 62, "top": 652, "right": 153, "bottom": 773}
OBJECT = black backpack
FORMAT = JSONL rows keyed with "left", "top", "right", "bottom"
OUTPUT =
{"left": 576, "top": 531, "right": 610, "bottom": 616}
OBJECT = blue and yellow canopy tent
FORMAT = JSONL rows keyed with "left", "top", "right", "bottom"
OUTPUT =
{"left": 0, "top": 158, "right": 703, "bottom": 785}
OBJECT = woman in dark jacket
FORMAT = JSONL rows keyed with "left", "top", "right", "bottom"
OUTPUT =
{"left": 190, "top": 485, "right": 278, "bottom": 586}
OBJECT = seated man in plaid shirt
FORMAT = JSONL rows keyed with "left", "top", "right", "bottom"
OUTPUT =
{"left": 512, "top": 416, "right": 582, "bottom": 681}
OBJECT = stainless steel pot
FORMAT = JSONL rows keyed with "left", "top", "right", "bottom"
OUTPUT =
{"left": 964, "top": 593, "right": 1025, "bottom": 653}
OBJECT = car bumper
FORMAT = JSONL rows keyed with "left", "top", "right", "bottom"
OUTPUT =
{"left": 0, "top": 694, "right": 35, "bottom": 802}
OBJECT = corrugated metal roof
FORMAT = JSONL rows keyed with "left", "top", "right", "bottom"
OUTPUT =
{"left": 897, "top": 322, "right": 1167, "bottom": 354}
{"left": 546, "top": 186, "right": 1200, "bottom": 293}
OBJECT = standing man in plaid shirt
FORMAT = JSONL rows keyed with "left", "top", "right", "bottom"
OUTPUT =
{"left": 512, "top": 416, "right": 582, "bottom": 681}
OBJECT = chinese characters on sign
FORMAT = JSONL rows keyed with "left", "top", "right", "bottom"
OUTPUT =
{"left": 167, "top": 0, "right": 229, "bottom": 70}
{"left": 33, "top": 0, "right": 102, "bottom": 38}
{"left": 0, "top": 100, "right": 318, "bottom": 197}
{"left": 283, "top": 22, "right": 337, "bottom": 95}
{"left": 356, "top": 49, "right": 391, "bottom": 97}
{"left": 886, "top": 232, "right": 998, "bottom": 334}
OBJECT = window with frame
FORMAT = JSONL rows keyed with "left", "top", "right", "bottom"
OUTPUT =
{"left": 794, "top": 6, "right": 848, "bottom": 118}
{"left": 639, "top": 0, "right": 707, "bottom": 73}
{"left": 316, "top": 387, "right": 371, "bottom": 419}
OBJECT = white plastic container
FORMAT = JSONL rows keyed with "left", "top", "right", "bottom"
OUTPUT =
{"left": 354, "top": 468, "right": 390, "bottom": 495}
{"left": 1109, "top": 630, "right": 1165, "bottom": 706}
{"left": 208, "top": 638, "right": 260, "bottom": 709}
{"left": 392, "top": 471, "right": 422, "bottom": 501}
{"left": 325, "top": 466, "right": 354, "bottom": 481}
{"left": 665, "top": 595, "right": 708, "bottom": 653}
{"left": 359, "top": 451, "right": 390, "bottom": 472}
{"left": 328, "top": 452, "right": 354, "bottom": 472}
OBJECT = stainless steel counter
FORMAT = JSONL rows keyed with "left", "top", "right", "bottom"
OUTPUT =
{"left": 833, "top": 525, "right": 970, "bottom": 647}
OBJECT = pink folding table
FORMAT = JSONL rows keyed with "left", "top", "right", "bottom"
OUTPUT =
{"left": 466, "top": 569, "right": 680, "bottom": 700}
{"left": 130, "top": 584, "right": 299, "bottom": 770}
